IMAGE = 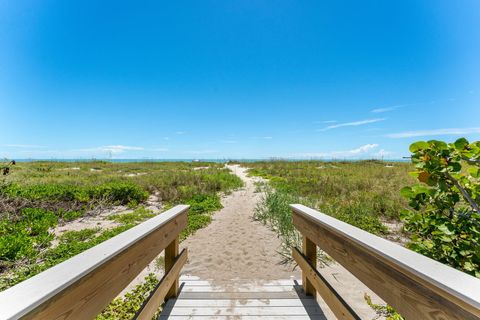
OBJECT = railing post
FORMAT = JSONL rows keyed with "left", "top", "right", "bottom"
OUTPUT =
{"left": 302, "top": 236, "right": 317, "bottom": 296}
{"left": 165, "top": 236, "right": 180, "bottom": 299}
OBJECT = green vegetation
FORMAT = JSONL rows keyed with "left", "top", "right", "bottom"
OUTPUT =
{"left": 364, "top": 294, "right": 404, "bottom": 320}
{"left": 249, "top": 160, "right": 413, "bottom": 235}
{"left": 401, "top": 138, "right": 480, "bottom": 277}
{"left": 97, "top": 273, "right": 160, "bottom": 320}
{"left": 108, "top": 206, "right": 156, "bottom": 224}
{"left": 0, "top": 161, "right": 243, "bottom": 291}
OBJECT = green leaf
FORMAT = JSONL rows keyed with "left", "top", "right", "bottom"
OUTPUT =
{"left": 454, "top": 138, "right": 469, "bottom": 150}
{"left": 429, "top": 140, "right": 448, "bottom": 150}
{"left": 409, "top": 141, "right": 429, "bottom": 153}
{"left": 437, "top": 224, "right": 454, "bottom": 235}
{"left": 400, "top": 187, "right": 414, "bottom": 198}
{"left": 468, "top": 167, "right": 480, "bottom": 178}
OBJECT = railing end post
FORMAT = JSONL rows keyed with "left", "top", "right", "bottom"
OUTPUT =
{"left": 302, "top": 236, "right": 317, "bottom": 297}
{"left": 165, "top": 236, "right": 180, "bottom": 300}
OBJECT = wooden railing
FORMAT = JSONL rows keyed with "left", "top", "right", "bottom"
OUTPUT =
{"left": 0, "top": 205, "right": 190, "bottom": 320}
{"left": 291, "top": 204, "right": 480, "bottom": 320}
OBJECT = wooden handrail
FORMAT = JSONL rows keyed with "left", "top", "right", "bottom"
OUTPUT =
{"left": 291, "top": 204, "right": 480, "bottom": 320}
{"left": 292, "top": 247, "right": 360, "bottom": 320}
{"left": 0, "top": 205, "right": 189, "bottom": 320}
{"left": 135, "top": 248, "right": 188, "bottom": 320}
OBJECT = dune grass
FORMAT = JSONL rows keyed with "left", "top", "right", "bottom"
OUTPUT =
{"left": 249, "top": 160, "right": 414, "bottom": 253}
{"left": 0, "top": 161, "right": 243, "bottom": 291}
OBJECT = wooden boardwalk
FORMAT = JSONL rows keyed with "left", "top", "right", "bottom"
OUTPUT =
{"left": 159, "top": 277, "right": 327, "bottom": 319}
{"left": 1, "top": 205, "right": 479, "bottom": 320}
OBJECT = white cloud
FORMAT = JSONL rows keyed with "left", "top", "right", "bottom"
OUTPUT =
{"left": 74, "top": 145, "right": 144, "bottom": 154}
{"left": 100, "top": 145, "right": 144, "bottom": 154}
{"left": 371, "top": 105, "right": 403, "bottom": 113}
{"left": 386, "top": 127, "right": 480, "bottom": 138}
{"left": 314, "top": 120, "right": 337, "bottom": 124}
{"left": 296, "top": 144, "right": 379, "bottom": 158}
{"left": 176, "top": 131, "right": 186, "bottom": 135}
{"left": 372, "top": 149, "right": 393, "bottom": 157}
{"left": 319, "top": 118, "right": 385, "bottom": 131}
{"left": 185, "top": 149, "right": 217, "bottom": 155}
{"left": 220, "top": 140, "right": 237, "bottom": 144}
{"left": 4, "top": 144, "right": 46, "bottom": 148}
{"left": 262, "top": 136, "right": 273, "bottom": 140}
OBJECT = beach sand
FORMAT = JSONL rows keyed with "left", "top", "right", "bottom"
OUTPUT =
{"left": 181, "top": 165, "right": 299, "bottom": 283}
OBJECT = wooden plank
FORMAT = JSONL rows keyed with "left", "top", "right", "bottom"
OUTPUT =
{"left": 292, "top": 247, "right": 360, "bottom": 320}
{"left": 136, "top": 249, "right": 188, "bottom": 320}
{"left": 181, "top": 285, "right": 299, "bottom": 293}
{"left": 158, "top": 316, "right": 323, "bottom": 320}
{"left": 291, "top": 204, "right": 480, "bottom": 320}
{"left": 302, "top": 236, "right": 317, "bottom": 296}
{"left": 165, "top": 236, "right": 180, "bottom": 299}
{"left": 164, "top": 298, "right": 318, "bottom": 308}
{"left": 178, "top": 291, "right": 307, "bottom": 300}
{"left": 0, "top": 205, "right": 189, "bottom": 320}
{"left": 179, "top": 279, "right": 302, "bottom": 286}
{"left": 161, "top": 306, "right": 324, "bottom": 316}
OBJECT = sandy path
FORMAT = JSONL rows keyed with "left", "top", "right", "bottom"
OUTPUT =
{"left": 179, "top": 164, "right": 385, "bottom": 319}
{"left": 181, "top": 165, "right": 300, "bottom": 283}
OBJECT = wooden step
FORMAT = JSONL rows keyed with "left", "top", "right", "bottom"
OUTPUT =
{"left": 158, "top": 279, "right": 327, "bottom": 319}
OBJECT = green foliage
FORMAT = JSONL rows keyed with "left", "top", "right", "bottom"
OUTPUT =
{"left": 186, "top": 194, "right": 223, "bottom": 214}
{"left": 254, "top": 187, "right": 305, "bottom": 258}
{"left": 2, "top": 182, "right": 148, "bottom": 205}
{"left": 97, "top": 273, "right": 159, "bottom": 320}
{"left": 254, "top": 185, "right": 386, "bottom": 262}
{"left": 248, "top": 160, "right": 412, "bottom": 221}
{"left": 178, "top": 194, "right": 224, "bottom": 240}
{"left": 0, "top": 161, "right": 242, "bottom": 320}
{"left": 401, "top": 138, "right": 480, "bottom": 277}
{"left": 0, "top": 224, "right": 132, "bottom": 290}
{"left": 364, "top": 294, "right": 404, "bottom": 320}
{"left": 108, "top": 206, "right": 155, "bottom": 225}
{"left": 249, "top": 161, "right": 399, "bottom": 237}
{"left": 0, "top": 208, "right": 57, "bottom": 262}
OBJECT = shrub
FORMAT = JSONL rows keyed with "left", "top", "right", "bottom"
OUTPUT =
{"left": 401, "top": 138, "right": 480, "bottom": 277}
{"left": 186, "top": 194, "right": 222, "bottom": 214}
{"left": 97, "top": 273, "right": 159, "bottom": 319}
{"left": 0, "top": 208, "right": 57, "bottom": 262}
{"left": 107, "top": 207, "right": 155, "bottom": 225}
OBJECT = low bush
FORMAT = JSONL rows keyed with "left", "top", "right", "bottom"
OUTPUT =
{"left": 0, "top": 208, "right": 57, "bottom": 263}
{"left": 1, "top": 182, "right": 148, "bottom": 206}
{"left": 97, "top": 273, "right": 159, "bottom": 319}
{"left": 107, "top": 206, "right": 155, "bottom": 225}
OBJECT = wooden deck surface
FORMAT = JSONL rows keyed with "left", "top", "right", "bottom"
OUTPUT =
{"left": 158, "top": 277, "right": 327, "bottom": 319}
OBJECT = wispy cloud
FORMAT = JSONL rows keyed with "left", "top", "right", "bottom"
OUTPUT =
{"left": 175, "top": 131, "right": 186, "bottom": 135}
{"left": 318, "top": 118, "right": 385, "bottom": 131}
{"left": 371, "top": 105, "right": 404, "bottom": 113}
{"left": 386, "top": 127, "right": 480, "bottom": 138}
{"left": 4, "top": 144, "right": 46, "bottom": 148}
{"left": 296, "top": 143, "right": 379, "bottom": 158}
{"left": 313, "top": 120, "right": 337, "bottom": 124}
{"left": 220, "top": 140, "right": 237, "bottom": 144}
{"left": 185, "top": 149, "right": 217, "bottom": 155}
{"left": 372, "top": 149, "right": 393, "bottom": 157}
{"left": 75, "top": 145, "right": 144, "bottom": 154}
{"left": 150, "top": 148, "right": 169, "bottom": 152}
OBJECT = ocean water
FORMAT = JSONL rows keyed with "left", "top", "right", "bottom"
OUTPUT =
{"left": 12, "top": 158, "right": 410, "bottom": 163}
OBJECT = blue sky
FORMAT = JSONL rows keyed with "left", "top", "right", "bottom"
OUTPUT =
{"left": 1, "top": 1, "right": 479, "bottom": 159}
